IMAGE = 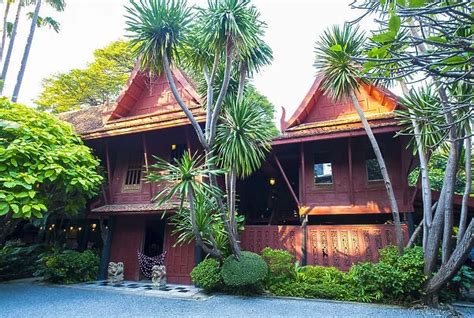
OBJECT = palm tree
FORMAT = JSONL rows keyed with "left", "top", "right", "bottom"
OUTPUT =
{"left": 0, "top": 0, "right": 23, "bottom": 95}
{"left": 0, "top": 0, "right": 13, "bottom": 64}
{"left": 147, "top": 152, "right": 225, "bottom": 258}
{"left": 216, "top": 95, "right": 276, "bottom": 237}
{"left": 126, "top": 0, "right": 270, "bottom": 259}
{"left": 314, "top": 24, "right": 404, "bottom": 255}
{"left": 11, "top": 0, "right": 64, "bottom": 102}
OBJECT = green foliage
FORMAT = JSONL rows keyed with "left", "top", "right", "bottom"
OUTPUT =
{"left": 349, "top": 246, "right": 425, "bottom": 301}
{"left": 125, "top": 0, "right": 192, "bottom": 75}
{"left": 440, "top": 266, "right": 474, "bottom": 302}
{"left": 190, "top": 258, "right": 223, "bottom": 292}
{"left": 264, "top": 246, "right": 426, "bottom": 303}
{"left": 147, "top": 152, "right": 224, "bottom": 207}
{"left": 0, "top": 99, "right": 103, "bottom": 219}
{"left": 36, "top": 40, "right": 134, "bottom": 113}
{"left": 0, "top": 240, "right": 48, "bottom": 281}
{"left": 261, "top": 247, "right": 295, "bottom": 285}
{"left": 216, "top": 94, "right": 277, "bottom": 178}
{"left": 299, "top": 265, "right": 347, "bottom": 285}
{"left": 36, "top": 250, "right": 99, "bottom": 284}
{"left": 221, "top": 251, "right": 267, "bottom": 292}
{"left": 408, "top": 149, "right": 469, "bottom": 194}
{"left": 169, "top": 191, "right": 244, "bottom": 256}
{"left": 314, "top": 24, "right": 367, "bottom": 101}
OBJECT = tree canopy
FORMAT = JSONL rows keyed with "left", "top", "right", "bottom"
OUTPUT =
{"left": 35, "top": 40, "right": 135, "bottom": 113}
{"left": 0, "top": 98, "right": 103, "bottom": 220}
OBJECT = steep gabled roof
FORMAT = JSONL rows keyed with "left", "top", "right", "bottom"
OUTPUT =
{"left": 59, "top": 65, "right": 205, "bottom": 140}
{"left": 275, "top": 76, "right": 403, "bottom": 144}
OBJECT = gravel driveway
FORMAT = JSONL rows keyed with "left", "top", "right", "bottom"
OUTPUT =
{"left": 1, "top": 280, "right": 473, "bottom": 317}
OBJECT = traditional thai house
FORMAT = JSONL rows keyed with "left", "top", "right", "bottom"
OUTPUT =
{"left": 60, "top": 67, "right": 416, "bottom": 284}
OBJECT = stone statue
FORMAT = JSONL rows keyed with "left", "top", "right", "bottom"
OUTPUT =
{"left": 108, "top": 262, "right": 124, "bottom": 284}
{"left": 151, "top": 265, "right": 166, "bottom": 288}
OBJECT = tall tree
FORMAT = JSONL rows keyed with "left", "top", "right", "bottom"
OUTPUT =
{"left": 0, "top": 0, "right": 13, "bottom": 64}
{"left": 0, "top": 98, "right": 103, "bottom": 245}
{"left": 11, "top": 0, "right": 65, "bottom": 102}
{"left": 351, "top": 0, "right": 473, "bottom": 304}
{"left": 125, "top": 0, "right": 272, "bottom": 259}
{"left": 0, "top": 0, "right": 22, "bottom": 95}
{"left": 36, "top": 40, "right": 135, "bottom": 113}
{"left": 313, "top": 24, "right": 405, "bottom": 254}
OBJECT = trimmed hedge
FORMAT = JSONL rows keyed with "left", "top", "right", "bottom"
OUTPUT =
{"left": 221, "top": 251, "right": 268, "bottom": 289}
{"left": 191, "top": 258, "right": 222, "bottom": 292}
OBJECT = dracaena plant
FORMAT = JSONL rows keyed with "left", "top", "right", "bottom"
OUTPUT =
{"left": 146, "top": 152, "right": 225, "bottom": 257}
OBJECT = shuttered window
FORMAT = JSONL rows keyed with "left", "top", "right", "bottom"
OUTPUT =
{"left": 123, "top": 152, "right": 144, "bottom": 191}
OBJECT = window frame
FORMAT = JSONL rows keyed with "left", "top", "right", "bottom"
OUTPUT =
{"left": 365, "top": 157, "right": 384, "bottom": 182}
{"left": 313, "top": 153, "right": 334, "bottom": 186}
{"left": 122, "top": 151, "right": 144, "bottom": 192}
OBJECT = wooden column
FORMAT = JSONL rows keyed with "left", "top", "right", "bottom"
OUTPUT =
{"left": 142, "top": 134, "right": 154, "bottom": 199}
{"left": 98, "top": 216, "right": 116, "bottom": 280}
{"left": 142, "top": 134, "right": 149, "bottom": 172}
{"left": 348, "top": 138, "right": 354, "bottom": 205}
{"left": 299, "top": 143, "right": 306, "bottom": 206}
{"left": 105, "top": 140, "right": 112, "bottom": 201}
{"left": 299, "top": 143, "right": 307, "bottom": 266}
{"left": 273, "top": 154, "right": 300, "bottom": 207}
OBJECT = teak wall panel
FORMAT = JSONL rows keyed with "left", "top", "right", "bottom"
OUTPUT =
{"left": 108, "top": 128, "right": 201, "bottom": 205}
{"left": 240, "top": 226, "right": 303, "bottom": 261}
{"left": 301, "top": 134, "right": 412, "bottom": 214}
{"left": 109, "top": 216, "right": 145, "bottom": 280}
{"left": 306, "top": 224, "right": 409, "bottom": 270}
{"left": 164, "top": 224, "right": 195, "bottom": 284}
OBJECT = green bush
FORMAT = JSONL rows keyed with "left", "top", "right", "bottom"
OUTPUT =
{"left": 36, "top": 250, "right": 99, "bottom": 284}
{"left": 0, "top": 240, "right": 48, "bottom": 281}
{"left": 349, "top": 246, "right": 425, "bottom": 301}
{"left": 191, "top": 258, "right": 222, "bottom": 292}
{"left": 221, "top": 251, "right": 268, "bottom": 293}
{"left": 261, "top": 248, "right": 295, "bottom": 285}
{"left": 439, "top": 265, "right": 474, "bottom": 302}
{"left": 299, "top": 265, "right": 347, "bottom": 285}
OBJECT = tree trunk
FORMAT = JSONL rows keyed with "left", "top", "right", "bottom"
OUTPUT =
{"left": 350, "top": 90, "right": 404, "bottom": 254}
{"left": 425, "top": 219, "right": 474, "bottom": 296}
{"left": 236, "top": 61, "right": 246, "bottom": 103}
{"left": 0, "top": 1, "right": 11, "bottom": 64}
{"left": 162, "top": 53, "right": 209, "bottom": 150}
{"left": 0, "top": 0, "right": 20, "bottom": 95}
{"left": 457, "top": 136, "right": 471, "bottom": 243}
{"left": 438, "top": 85, "right": 459, "bottom": 265}
{"left": 208, "top": 36, "right": 233, "bottom": 145}
{"left": 11, "top": 0, "right": 42, "bottom": 102}
{"left": 400, "top": 81, "right": 432, "bottom": 248}
{"left": 187, "top": 186, "right": 221, "bottom": 258}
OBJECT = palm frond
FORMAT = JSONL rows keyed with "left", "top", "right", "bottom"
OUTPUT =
{"left": 314, "top": 24, "right": 367, "bottom": 101}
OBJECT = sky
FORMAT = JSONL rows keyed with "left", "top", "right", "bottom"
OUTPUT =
{"left": 4, "top": 0, "right": 377, "bottom": 122}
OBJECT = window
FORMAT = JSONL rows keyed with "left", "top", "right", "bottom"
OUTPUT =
{"left": 314, "top": 162, "right": 333, "bottom": 184}
{"left": 171, "top": 144, "right": 187, "bottom": 162}
{"left": 366, "top": 158, "right": 383, "bottom": 181}
{"left": 123, "top": 152, "right": 144, "bottom": 191}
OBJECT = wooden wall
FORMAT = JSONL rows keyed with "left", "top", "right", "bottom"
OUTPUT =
{"left": 299, "top": 134, "right": 412, "bottom": 215}
{"left": 104, "top": 126, "right": 201, "bottom": 205}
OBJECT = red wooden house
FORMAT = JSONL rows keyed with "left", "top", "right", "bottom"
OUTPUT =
{"left": 60, "top": 68, "right": 414, "bottom": 284}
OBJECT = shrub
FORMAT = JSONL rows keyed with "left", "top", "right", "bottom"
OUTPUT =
{"left": 261, "top": 248, "right": 295, "bottom": 285}
{"left": 191, "top": 258, "right": 222, "bottom": 292}
{"left": 349, "top": 246, "right": 425, "bottom": 301}
{"left": 299, "top": 265, "right": 347, "bottom": 285}
{"left": 0, "top": 240, "right": 48, "bottom": 281}
{"left": 221, "top": 251, "right": 268, "bottom": 293}
{"left": 36, "top": 250, "right": 99, "bottom": 284}
{"left": 440, "top": 265, "right": 474, "bottom": 302}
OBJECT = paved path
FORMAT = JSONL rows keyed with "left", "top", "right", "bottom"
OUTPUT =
{"left": 1, "top": 280, "right": 473, "bottom": 317}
